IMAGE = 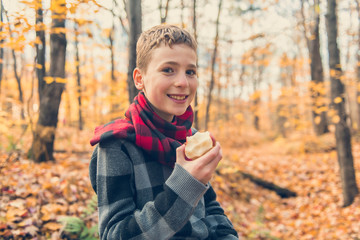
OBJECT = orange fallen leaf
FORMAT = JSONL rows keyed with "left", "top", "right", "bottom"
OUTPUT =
{"left": 43, "top": 222, "right": 63, "bottom": 231}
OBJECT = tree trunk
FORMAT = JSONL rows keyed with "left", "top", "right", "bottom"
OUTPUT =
{"left": 326, "top": 0, "right": 358, "bottom": 207}
{"left": 309, "top": 9, "right": 329, "bottom": 135}
{"left": 126, "top": 0, "right": 141, "bottom": 103}
{"left": 109, "top": 18, "right": 118, "bottom": 116}
{"left": 0, "top": 0, "right": 4, "bottom": 91}
{"left": 225, "top": 41, "right": 232, "bottom": 122}
{"left": 216, "top": 169, "right": 297, "bottom": 198}
{"left": 36, "top": 0, "right": 46, "bottom": 102}
{"left": 32, "top": 0, "right": 67, "bottom": 162}
{"left": 301, "top": 0, "right": 329, "bottom": 136}
{"left": 159, "top": 0, "right": 170, "bottom": 24}
{"left": 74, "top": 21, "right": 83, "bottom": 130}
{"left": 253, "top": 97, "right": 260, "bottom": 131}
{"left": 180, "top": 0, "right": 185, "bottom": 28}
{"left": 192, "top": 0, "right": 199, "bottom": 129}
{"left": 4, "top": 10, "right": 25, "bottom": 119}
{"left": 205, "top": 0, "right": 222, "bottom": 130}
{"left": 355, "top": 0, "right": 360, "bottom": 130}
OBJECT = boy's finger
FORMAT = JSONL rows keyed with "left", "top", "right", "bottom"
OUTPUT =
{"left": 209, "top": 132, "right": 216, "bottom": 146}
{"left": 176, "top": 144, "right": 186, "bottom": 159}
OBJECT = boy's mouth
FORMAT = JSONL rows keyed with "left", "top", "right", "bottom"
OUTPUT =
{"left": 168, "top": 94, "right": 188, "bottom": 101}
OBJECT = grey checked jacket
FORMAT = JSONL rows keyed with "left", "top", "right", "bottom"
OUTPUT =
{"left": 90, "top": 138, "right": 239, "bottom": 239}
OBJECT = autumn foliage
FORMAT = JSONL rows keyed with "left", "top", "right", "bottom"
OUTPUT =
{"left": 1, "top": 125, "right": 360, "bottom": 239}
{"left": 1, "top": 0, "right": 360, "bottom": 239}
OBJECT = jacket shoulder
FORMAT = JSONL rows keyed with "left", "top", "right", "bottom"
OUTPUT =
{"left": 89, "top": 139, "right": 143, "bottom": 193}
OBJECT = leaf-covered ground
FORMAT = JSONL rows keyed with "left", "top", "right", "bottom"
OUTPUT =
{"left": 1, "top": 129, "right": 360, "bottom": 239}
{"left": 215, "top": 133, "right": 360, "bottom": 239}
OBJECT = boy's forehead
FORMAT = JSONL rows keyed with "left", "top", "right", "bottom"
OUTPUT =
{"left": 148, "top": 43, "right": 197, "bottom": 67}
{"left": 151, "top": 42, "right": 196, "bottom": 54}
{"left": 152, "top": 43, "right": 196, "bottom": 57}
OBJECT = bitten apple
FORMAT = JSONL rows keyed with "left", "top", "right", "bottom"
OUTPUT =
{"left": 185, "top": 131, "right": 214, "bottom": 160}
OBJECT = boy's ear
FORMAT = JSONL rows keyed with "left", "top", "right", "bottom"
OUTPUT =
{"left": 133, "top": 68, "right": 144, "bottom": 90}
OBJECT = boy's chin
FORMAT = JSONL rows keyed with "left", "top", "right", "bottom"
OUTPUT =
{"left": 172, "top": 108, "right": 189, "bottom": 117}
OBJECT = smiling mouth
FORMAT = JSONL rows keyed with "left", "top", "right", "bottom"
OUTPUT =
{"left": 168, "top": 95, "right": 188, "bottom": 100}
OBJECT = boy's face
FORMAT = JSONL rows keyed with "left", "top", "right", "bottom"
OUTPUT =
{"left": 133, "top": 43, "right": 198, "bottom": 122}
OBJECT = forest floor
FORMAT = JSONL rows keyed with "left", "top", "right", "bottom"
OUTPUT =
{"left": 0, "top": 127, "right": 360, "bottom": 239}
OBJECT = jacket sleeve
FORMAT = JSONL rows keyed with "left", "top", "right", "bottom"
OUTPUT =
{"left": 90, "top": 141, "right": 209, "bottom": 240}
{"left": 202, "top": 186, "right": 239, "bottom": 239}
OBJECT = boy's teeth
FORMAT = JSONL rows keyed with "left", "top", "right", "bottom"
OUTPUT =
{"left": 170, "top": 95, "right": 186, "bottom": 100}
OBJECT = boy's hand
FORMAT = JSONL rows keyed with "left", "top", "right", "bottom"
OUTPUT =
{"left": 176, "top": 140, "right": 222, "bottom": 185}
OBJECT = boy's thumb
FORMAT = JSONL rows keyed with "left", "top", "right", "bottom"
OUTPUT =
{"left": 176, "top": 144, "right": 186, "bottom": 158}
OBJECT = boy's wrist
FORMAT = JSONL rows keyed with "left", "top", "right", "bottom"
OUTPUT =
{"left": 165, "top": 163, "right": 208, "bottom": 207}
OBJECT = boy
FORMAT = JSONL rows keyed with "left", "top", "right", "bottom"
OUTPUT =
{"left": 89, "top": 24, "right": 239, "bottom": 239}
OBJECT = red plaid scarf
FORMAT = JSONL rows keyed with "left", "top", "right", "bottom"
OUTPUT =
{"left": 90, "top": 92, "right": 193, "bottom": 168}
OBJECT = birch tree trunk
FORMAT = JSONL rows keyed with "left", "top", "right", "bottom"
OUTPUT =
{"left": 326, "top": 0, "right": 358, "bottom": 207}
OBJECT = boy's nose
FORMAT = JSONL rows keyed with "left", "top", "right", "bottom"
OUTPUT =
{"left": 175, "top": 73, "right": 189, "bottom": 87}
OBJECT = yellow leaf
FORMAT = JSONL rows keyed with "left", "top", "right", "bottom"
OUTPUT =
{"left": 327, "top": 109, "right": 336, "bottom": 117}
{"left": 330, "top": 69, "right": 337, "bottom": 77}
{"left": 36, "top": 64, "right": 43, "bottom": 69}
{"left": 315, "top": 106, "right": 327, "bottom": 114}
{"left": 332, "top": 115, "right": 340, "bottom": 124}
{"left": 6, "top": 207, "right": 27, "bottom": 222}
{"left": 314, "top": 116, "right": 321, "bottom": 124}
{"left": 333, "top": 97, "right": 342, "bottom": 104}
{"left": 357, "top": 96, "right": 360, "bottom": 104}
{"left": 44, "top": 76, "right": 54, "bottom": 84}
{"left": 43, "top": 222, "right": 63, "bottom": 231}
{"left": 55, "top": 77, "right": 67, "bottom": 83}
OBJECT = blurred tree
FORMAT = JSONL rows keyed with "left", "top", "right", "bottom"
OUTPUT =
{"left": 32, "top": 0, "right": 67, "bottom": 162}
{"left": 301, "top": 0, "right": 329, "bottom": 136}
{"left": 0, "top": 0, "right": 3, "bottom": 90}
{"left": 180, "top": 0, "right": 185, "bottom": 28}
{"left": 4, "top": 7, "right": 24, "bottom": 119}
{"left": 35, "top": 0, "right": 46, "bottom": 102}
{"left": 74, "top": 20, "right": 83, "bottom": 130}
{"left": 326, "top": 0, "right": 358, "bottom": 207}
{"left": 159, "top": 0, "right": 170, "bottom": 24}
{"left": 251, "top": 47, "right": 267, "bottom": 131}
{"left": 193, "top": 0, "right": 199, "bottom": 129}
{"left": 205, "top": 0, "right": 222, "bottom": 130}
{"left": 355, "top": 0, "right": 360, "bottom": 130}
{"left": 126, "top": 0, "right": 141, "bottom": 102}
{"left": 108, "top": 12, "right": 117, "bottom": 116}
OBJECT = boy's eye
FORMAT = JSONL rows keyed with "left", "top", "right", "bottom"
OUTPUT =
{"left": 162, "top": 68, "right": 174, "bottom": 73}
{"left": 186, "top": 69, "right": 197, "bottom": 76}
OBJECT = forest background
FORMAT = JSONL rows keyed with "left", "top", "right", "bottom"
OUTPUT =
{"left": 1, "top": 0, "right": 360, "bottom": 239}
